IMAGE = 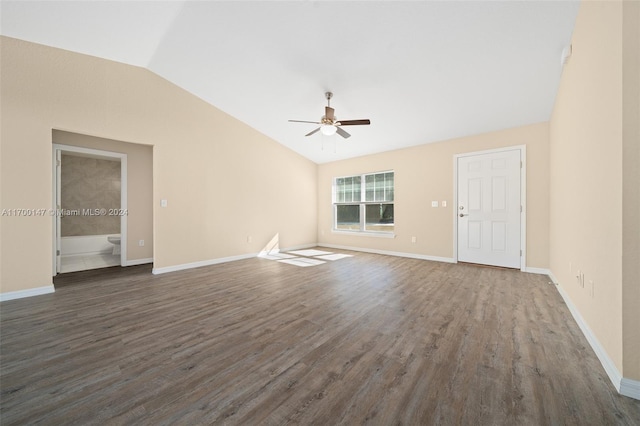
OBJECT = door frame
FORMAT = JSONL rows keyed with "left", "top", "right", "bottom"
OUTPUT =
{"left": 453, "top": 145, "right": 526, "bottom": 271}
{"left": 52, "top": 144, "right": 128, "bottom": 275}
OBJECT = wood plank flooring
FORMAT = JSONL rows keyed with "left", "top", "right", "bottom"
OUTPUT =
{"left": 1, "top": 249, "right": 639, "bottom": 425}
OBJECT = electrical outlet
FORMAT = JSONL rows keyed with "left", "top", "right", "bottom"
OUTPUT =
{"left": 411, "top": 236, "right": 417, "bottom": 243}
{"left": 138, "top": 240, "right": 144, "bottom": 247}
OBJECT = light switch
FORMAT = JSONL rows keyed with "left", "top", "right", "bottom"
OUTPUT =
{"left": 431, "top": 201, "right": 439, "bottom": 207}
{"left": 442, "top": 201, "right": 447, "bottom": 207}
{"left": 160, "top": 199, "right": 168, "bottom": 207}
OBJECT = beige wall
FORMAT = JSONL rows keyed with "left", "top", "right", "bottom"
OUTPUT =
{"left": 318, "top": 122, "right": 550, "bottom": 269}
{"left": 54, "top": 131, "right": 154, "bottom": 261}
{"left": 0, "top": 36, "right": 317, "bottom": 293}
{"left": 549, "top": 0, "right": 640, "bottom": 381}
{"left": 622, "top": 0, "right": 640, "bottom": 382}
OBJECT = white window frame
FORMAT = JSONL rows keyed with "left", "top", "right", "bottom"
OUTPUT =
{"left": 332, "top": 170, "right": 395, "bottom": 238}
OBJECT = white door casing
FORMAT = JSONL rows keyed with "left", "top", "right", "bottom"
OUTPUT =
{"left": 55, "top": 149, "right": 62, "bottom": 274}
{"left": 52, "top": 144, "right": 128, "bottom": 273}
{"left": 456, "top": 148, "right": 522, "bottom": 269}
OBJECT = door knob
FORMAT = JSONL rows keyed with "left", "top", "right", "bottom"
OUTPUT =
{"left": 459, "top": 213, "right": 468, "bottom": 217}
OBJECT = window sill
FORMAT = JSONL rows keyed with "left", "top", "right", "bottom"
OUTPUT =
{"left": 331, "top": 230, "right": 396, "bottom": 239}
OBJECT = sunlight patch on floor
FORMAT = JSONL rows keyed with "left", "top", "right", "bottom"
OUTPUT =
{"left": 287, "top": 249, "right": 332, "bottom": 257}
{"left": 259, "top": 248, "right": 353, "bottom": 267}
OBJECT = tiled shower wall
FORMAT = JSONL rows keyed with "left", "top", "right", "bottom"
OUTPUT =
{"left": 61, "top": 154, "right": 121, "bottom": 237}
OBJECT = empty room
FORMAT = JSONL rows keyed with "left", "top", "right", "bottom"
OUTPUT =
{"left": 1, "top": 1, "right": 638, "bottom": 424}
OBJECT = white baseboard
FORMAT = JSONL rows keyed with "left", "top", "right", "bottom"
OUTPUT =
{"left": 620, "top": 378, "right": 640, "bottom": 400}
{"left": 0, "top": 285, "right": 55, "bottom": 302}
{"left": 152, "top": 253, "right": 256, "bottom": 274}
{"left": 124, "top": 258, "right": 153, "bottom": 267}
{"left": 550, "top": 273, "right": 639, "bottom": 400}
{"left": 523, "top": 266, "right": 551, "bottom": 275}
{"left": 279, "top": 243, "right": 318, "bottom": 252}
{"left": 318, "top": 243, "right": 455, "bottom": 264}
{"left": 319, "top": 246, "right": 555, "bottom": 277}
{"left": 152, "top": 243, "right": 317, "bottom": 275}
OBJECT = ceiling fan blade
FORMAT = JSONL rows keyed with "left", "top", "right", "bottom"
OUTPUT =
{"left": 336, "top": 127, "right": 351, "bottom": 139}
{"left": 325, "top": 106, "right": 335, "bottom": 121}
{"left": 337, "top": 119, "right": 370, "bottom": 126}
{"left": 289, "top": 120, "right": 321, "bottom": 124}
{"left": 305, "top": 127, "right": 321, "bottom": 137}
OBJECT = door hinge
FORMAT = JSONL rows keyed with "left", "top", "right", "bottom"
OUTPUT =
{"left": 520, "top": 161, "right": 523, "bottom": 168}
{"left": 56, "top": 250, "right": 60, "bottom": 256}
{"left": 520, "top": 250, "right": 522, "bottom": 256}
{"left": 57, "top": 160, "right": 61, "bottom": 166}
{"left": 520, "top": 205, "right": 523, "bottom": 213}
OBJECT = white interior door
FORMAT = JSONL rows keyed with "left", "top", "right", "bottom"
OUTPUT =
{"left": 457, "top": 149, "right": 521, "bottom": 268}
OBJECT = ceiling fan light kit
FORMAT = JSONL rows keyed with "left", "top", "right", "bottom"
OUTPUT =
{"left": 289, "top": 92, "right": 370, "bottom": 140}
{"left": 320, "top": 124, "right": 337, "bottom": 136}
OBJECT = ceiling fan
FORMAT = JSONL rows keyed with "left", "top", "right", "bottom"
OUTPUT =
{"left": 289, "top": 92, "right": 370, "bottom": 139}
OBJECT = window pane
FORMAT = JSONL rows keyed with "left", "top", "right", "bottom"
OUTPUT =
{"left": 386, "top": 172, "right": 394, "bottom": 201}
{"left": 335, "top": 178, "right": 344, "bottom": 203}
{"left": 375, "top": 173, "right": 384, "bottom": 201}
{"left": 365, "top": 175, "right": 374, "bottom": 202}
{"left": 336, "top": 175, "right": 362, "bottom": 203}
{"left": 353, "top": 176, "right": 361, "bottom": 201}
{"left": 345, "top": 177, "right": 353, "bottom": 202}
{"left": 336, "top": 205, "right": 360, "bottom": 231}
{"left": 365, "top": 203, "right": 394, "bottom": 232}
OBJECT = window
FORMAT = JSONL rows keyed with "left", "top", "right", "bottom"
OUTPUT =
{"left": 333, "top": 171, "right": 394, "bottom": 233}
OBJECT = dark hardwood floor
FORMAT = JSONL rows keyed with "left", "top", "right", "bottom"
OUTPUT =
{"left": 1, "top": 250, "right": 638, "bottom": 425}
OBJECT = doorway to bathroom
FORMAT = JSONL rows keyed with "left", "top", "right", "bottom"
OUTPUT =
{"left": 52, "top": 144, "right": 128, "bottom": 274}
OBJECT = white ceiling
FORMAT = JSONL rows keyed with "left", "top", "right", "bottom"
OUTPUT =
{"left": 1, "top": 1, "right": 579, "bottom": 164}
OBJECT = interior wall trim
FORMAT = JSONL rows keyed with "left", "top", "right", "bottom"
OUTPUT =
{"left": 0, "top": 285, "right": 55, "bottom": 302}
{"left": 549, "top": 271, "right": 640, "bottom": 401}
{"left": 620, "top": 378, "right": 640, "bottom": 400}
{"left": 124, "top": 258, "right": 154, "bottom": 267}
{"left": 318, "top": 243, "right": 456, "bottom": 264}
{"left": 52, "top": 143, "right": 128, "bottom": 273}
{"left": 523, "top": 267, "right": 551, "bottom": 275}
{"left": 151, "top": 244, "right": 316, "bottom": 275}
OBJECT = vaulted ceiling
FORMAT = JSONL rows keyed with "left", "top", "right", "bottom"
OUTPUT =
{"left": 1, "top": 1, "right": 579, "bottom": 164}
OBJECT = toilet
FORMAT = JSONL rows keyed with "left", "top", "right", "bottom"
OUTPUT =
{"left": 107, "top": 235, "right": 121, "bottom": 255}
